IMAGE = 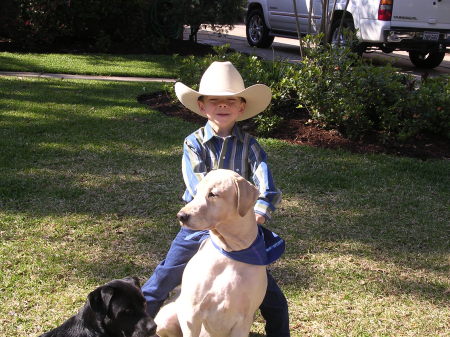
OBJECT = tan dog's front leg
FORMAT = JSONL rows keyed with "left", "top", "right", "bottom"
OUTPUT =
{"left": 178, "top": 311, "right": 203, "bottom": 337}
{"left": 154, "top": 302, "right": 182, "bottom": 337}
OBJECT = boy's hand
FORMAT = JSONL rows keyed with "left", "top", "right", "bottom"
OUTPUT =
{"left": 255, "top": 213, "right": 266, "bottom": 225}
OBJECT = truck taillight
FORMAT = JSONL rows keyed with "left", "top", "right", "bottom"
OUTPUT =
{"left": 378, "top": 0, "right": 393, "bottom": 21}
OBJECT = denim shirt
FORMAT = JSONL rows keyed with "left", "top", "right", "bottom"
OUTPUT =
{"left": 181, "top": 122, "right": 282, "bottom": 220}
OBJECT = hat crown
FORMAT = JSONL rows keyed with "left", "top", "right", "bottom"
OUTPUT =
{"left": 174, "top": 61, "right": 272, "bottom": 121}
{"left": 198, "top": 61, "right": 245, "bottom": 95}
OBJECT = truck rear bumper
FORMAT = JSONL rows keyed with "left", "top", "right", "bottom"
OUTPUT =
{"left": 358, "top": 18, "right": 449, "bottom": 52}
{"left": 383, "top": 28, "right": 450, "bottom": 52}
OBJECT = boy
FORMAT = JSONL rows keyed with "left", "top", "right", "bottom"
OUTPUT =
{"left": 142, "top": 61, "right": 290, "bottom": 337}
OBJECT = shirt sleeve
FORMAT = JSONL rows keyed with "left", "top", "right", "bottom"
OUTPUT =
{"left": 249, "top": 140, "right": 282, "bottom": 221}
{"left": 181, "top": 138, "right": 207, "bottom": 202}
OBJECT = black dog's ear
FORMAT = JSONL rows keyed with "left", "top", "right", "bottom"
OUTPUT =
{"left": 87, "top": 285, "right": 115, "bottom": 315}
{"left": 122, "top": 276, "right": 141, "bottom": 289}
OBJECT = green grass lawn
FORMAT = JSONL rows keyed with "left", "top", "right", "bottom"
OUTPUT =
{"left": 1, "top": 74, "right": 449, "bottom": 337}
{"left": 0, "top": 52, "right": 178, "bottom": 78}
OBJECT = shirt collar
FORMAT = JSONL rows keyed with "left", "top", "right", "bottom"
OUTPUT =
{"left": 202, "top": 121, "right": 245, "bottom": 144}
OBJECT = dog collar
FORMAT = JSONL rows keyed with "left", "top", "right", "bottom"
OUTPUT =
{"left": 210, "top": 225, "right": 285, "bottom": 265}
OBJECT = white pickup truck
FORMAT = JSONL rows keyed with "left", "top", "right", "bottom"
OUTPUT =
{"left": 245, "top": 0, "right": 450, "bottom": 68}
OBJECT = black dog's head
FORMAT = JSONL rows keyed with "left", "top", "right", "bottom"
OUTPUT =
{"left": 85, "top": 277, "right": 156, "bottom": 337}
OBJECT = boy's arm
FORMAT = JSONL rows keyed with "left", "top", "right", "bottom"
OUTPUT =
{"left": 249, "top": 141, "right": 282, "bottom": 222}
{"left": 181, "top": 139, "right": 207, "bottom": 202}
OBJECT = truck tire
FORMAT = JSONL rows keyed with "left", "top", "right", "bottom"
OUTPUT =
{"left": 329, "top": 17, "right": 363, "bottom": 55}
{"left": 408, "top": 50, "right": 445, "bottom": 69}
{"left": 246, "top": 9, "right": 274, "bottom": 48}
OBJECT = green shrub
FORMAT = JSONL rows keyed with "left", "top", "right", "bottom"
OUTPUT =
{"left": 3, "top": 0, "right": 155, "bottom": 52}
{"left": 172, "top": 39, "right": 449, "bottom": 143}
{"left": 2, "top": 0, "right": 246, "bottom": 53}
{"left": 290, "top": 36, "right": 450, "bottom": 143}
{"left": 254, "top": 113, "right": 283, "bottom": 137}
{"left": 5, "top": 0, "right": 72, "bottom": 50}
{"left": 291, "top": 36, "right": 410, "bottom": 141}
{"left": 390, "top": 76, "right": 450, "bottom": 141}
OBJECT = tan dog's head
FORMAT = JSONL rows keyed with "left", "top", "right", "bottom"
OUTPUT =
{"left": 177, "top": 169, "right": 260, "bottom": 231}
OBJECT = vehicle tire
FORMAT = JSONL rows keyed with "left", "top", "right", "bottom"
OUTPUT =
{"left": 408, "top": 50, "right": 445, "bottom": 69}
{"left": 329, "top": 17, "right": 363, "bottom": 55}
{"left": 246, "top": 9, "right": 274, "bottom": 48}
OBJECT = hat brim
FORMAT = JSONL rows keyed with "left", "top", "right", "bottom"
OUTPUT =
{"left": 175, "top": 82, "right": 272, "bottom": 121}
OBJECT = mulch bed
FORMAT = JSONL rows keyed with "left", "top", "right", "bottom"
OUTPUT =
{"left": 138, "top": 90, "right": 450, "bottom": 160}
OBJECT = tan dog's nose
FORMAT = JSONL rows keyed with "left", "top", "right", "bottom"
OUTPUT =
{"left": 177, "top": 211, "right": 190, "bottom": 224}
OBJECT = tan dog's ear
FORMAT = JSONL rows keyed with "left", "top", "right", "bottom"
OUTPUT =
{"left": 235, "top": 176, "right": 260, "bottom": 217}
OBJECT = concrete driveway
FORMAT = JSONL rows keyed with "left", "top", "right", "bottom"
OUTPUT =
{"left": 189, "top": 24, "right": 450, "bottom": 77}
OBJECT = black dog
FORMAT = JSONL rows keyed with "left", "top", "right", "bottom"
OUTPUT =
{"left": 38, "top": 277, "right": 156, "bottom": 337}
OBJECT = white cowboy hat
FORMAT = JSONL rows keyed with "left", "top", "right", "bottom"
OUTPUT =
{"left": 174, "top": 61, "right": 272, "bottom": 121}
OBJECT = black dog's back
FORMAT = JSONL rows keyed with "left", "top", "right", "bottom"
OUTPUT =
{"left": 39, "top": 311, "right": 94, "bottom": 337}
{"left": 38, "top": 277, "right": 156, "bottom": 337}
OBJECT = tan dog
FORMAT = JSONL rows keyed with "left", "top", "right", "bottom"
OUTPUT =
{"left": 155, "top": 169, "right": 268, "bottom": 337}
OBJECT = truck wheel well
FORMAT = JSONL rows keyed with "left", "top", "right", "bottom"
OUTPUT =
{"left": 247, "top": 3, "right": 263, "bottom": 16}
{"left": 331, "top": 11, "right": 354, "bottom": 26}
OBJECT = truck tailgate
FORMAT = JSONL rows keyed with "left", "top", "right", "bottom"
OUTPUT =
{"left": 391, "top": 0, "right": 450, "bottom": 29}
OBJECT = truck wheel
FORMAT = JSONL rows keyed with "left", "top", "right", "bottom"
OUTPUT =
{"left": 246, "top": 9, "right": 274, "bottom": 48}
{"left": 329, "top": 17, "right": 363, "bottom": 55}
{"left": 408, "top": 51, "right": 445, "bottom": 69}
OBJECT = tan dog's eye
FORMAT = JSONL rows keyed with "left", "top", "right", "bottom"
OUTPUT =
{"left": 208, "top": 191, "right": 217, "bottom": 198}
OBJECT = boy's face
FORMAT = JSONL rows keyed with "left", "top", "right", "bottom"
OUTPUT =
{"left": 198, "top": 96, "right": 246, "bottom": 135}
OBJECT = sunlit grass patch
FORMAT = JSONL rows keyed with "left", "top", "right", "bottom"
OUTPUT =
{"left": 0, "top": 52, "right": 177, "bottom": 78}
{"left": 1, "top": 76, "right": 449, "bottom": 336}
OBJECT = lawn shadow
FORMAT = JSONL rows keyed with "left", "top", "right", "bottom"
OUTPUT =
{"left": 0, "top": 53, "right": 43, "bottom": 72}
{"left": 1, "top": 77, "right": 194, "bottom": 286}
{"left": 270, "top": 143, "right": 449, "bottom": 304}
{"left": 1, "top": 78, "right": 192, "bottom": 220}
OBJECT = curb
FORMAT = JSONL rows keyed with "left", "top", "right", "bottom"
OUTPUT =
{"left": 0, "top": 71, "right": 176, "bottom": 82}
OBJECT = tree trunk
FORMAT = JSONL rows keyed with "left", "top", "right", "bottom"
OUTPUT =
{"left": 337, "top": 0, "right": 351, "bottom": 46}
{"left": 308, "top": 0, "right": 313, "bottom": 35}
{"left": 189, "top": 25, "right": 200, "bottom": 42}
{"left": 319, "top": 0, "right": 328, "bottom": 36}
{"left": 292, "top": 0, "right": 304, "bottom": 58}
{"left": 326, "top": 0, "right": 338, "bottom": 43}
